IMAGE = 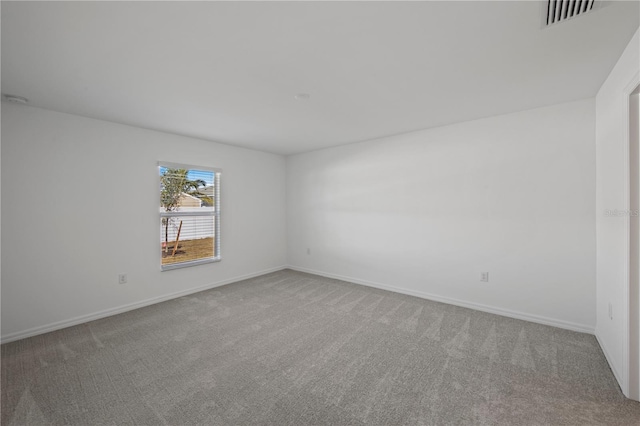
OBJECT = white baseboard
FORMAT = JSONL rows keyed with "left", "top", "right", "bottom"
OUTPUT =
{"left": 3, "top": 264, "right": 595, "bottom": 344}
{"left": 595, "top": 330, "right": 626, "bottom": 396}
{"left": 1, "top": 265, "right": 288, "bottom": 344}
{"left": 287, "top": 265, "right": 595, "bottom": 334}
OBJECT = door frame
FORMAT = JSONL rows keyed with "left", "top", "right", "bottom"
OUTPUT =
{"left": 622, "top": 73, "right": 640, "bottom": 400}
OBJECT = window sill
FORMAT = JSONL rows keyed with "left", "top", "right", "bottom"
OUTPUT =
{"left": 160, "top": 256, "right": 221, "bottom": 272}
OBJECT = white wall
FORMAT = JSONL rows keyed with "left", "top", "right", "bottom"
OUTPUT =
{"left": 595, "top": 29, "right": 640, "bottom": 398}
{"left": 1, "top": 104, "right": 287, "bottom": 341}
{"left": 287, "top": 99, "right": 596, "bottom": 332}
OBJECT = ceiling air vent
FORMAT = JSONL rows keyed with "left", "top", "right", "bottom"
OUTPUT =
{"left": 545, "top": 0, "right": 597, "bottom": 26}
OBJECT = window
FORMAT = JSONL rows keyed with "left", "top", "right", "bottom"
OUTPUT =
{"left": 159, "top": 162, "right": 220, "bottom": 270}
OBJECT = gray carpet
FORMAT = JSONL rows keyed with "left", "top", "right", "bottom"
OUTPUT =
{"left": 2, "top": 269, "right": 639, "bottom": 425}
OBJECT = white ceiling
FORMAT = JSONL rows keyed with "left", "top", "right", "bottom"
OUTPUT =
{"left": 2, "top": 1, "right": 638, "bottom": 155}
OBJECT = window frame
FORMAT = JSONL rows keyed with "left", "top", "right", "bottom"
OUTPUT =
{"left": 158, "top": 161, "right": 221, "bottom": 271}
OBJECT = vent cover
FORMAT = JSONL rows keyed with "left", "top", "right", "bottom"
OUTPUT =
{"left": 545, "top": 0, "right": 596, "bottom": 26}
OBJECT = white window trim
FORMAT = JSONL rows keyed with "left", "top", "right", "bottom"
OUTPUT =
{"left": 158, "top": 161, "right": 221, "bottom": 271}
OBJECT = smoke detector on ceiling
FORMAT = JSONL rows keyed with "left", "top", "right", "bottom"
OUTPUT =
{"left": 543, "top": 0, "right": 603, "bottom": 27}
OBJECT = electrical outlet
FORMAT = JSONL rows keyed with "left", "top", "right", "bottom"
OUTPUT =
{"left": 307, "top": 248, "right": 311, "bottom": 255}
{"left": 480, "top": 272, "right": 489, "bottom": 282}
{"left": 118, "top": 274, "right": 128, "bottom": 285}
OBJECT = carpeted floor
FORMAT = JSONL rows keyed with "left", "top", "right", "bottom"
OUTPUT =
{"left": 2, "top": 269, "right": 639, "bottom": 425}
